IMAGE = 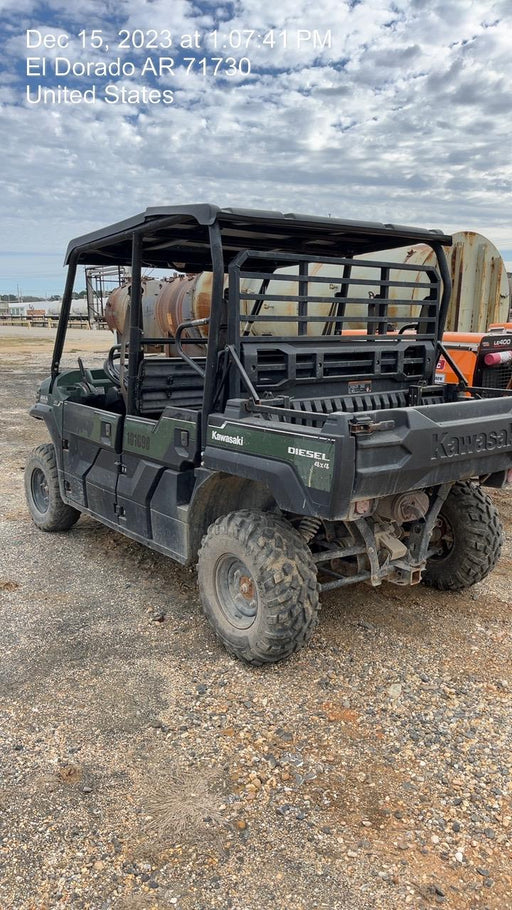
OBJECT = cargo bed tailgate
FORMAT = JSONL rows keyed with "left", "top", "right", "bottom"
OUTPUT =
{"left": 339, "top": 397, "right": 512, "bottom": 499}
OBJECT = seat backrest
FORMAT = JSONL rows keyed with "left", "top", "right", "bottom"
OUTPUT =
{"left": 239, "top": 338, "right": 435, "bottom": 400}
{"left": 137, "top": 357, "right": 205, "bottom": 414}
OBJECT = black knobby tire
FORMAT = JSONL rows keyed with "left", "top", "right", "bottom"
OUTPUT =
{"left": 422, "top": 481, "right": 503, "bottom": 591}
{"left": 25, "top": 443, "right": 81, "bottom": 532}
{"left": 197, "top": 510, "right": 320, "bottom": 665}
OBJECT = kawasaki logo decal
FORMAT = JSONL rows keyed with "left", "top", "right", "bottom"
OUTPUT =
{"left": 211, "top": 430, "right": 245, "bottom": 446}
{"left": 432, "top": 426, "right": 512, "bottom": 460}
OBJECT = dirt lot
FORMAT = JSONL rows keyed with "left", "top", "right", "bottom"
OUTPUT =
{"left": 0, "top": 327, "right": 511, "bottom": 910}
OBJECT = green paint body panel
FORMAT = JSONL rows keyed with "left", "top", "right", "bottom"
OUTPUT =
{"left": 123, "top": 415, "right": 196, "bottom": 454}
{"left": 123, "top": 414, "right": 198, "bottom": 467}
{"left": 63, "top": 401, "right": 123, "bottom": 451}
{"left": 205, "top": 419, "right": 335, "bottom": 492}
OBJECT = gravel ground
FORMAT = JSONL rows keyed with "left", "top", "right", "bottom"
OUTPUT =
{"left": 0, "top": 328, "right": 511, "bottom": 910}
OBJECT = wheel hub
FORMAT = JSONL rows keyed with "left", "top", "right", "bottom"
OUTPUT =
{"left": 239, "top": 575, "right": 255, "bottom": 599}
{"left": 430, "top": 515, "right": 454, "bottom": 558}
{"left": 215, "top": 556, "right": 258, "bottom": 630}
{"left": 31, "top": 468, "right": 50, "bottom": 513}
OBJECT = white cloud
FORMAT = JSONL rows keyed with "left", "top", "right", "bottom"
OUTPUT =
{"left": 0, "top": 0, "right": 511, "bottom": 293}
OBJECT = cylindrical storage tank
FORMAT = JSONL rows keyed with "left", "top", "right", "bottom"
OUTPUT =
{"left": 447, "top": 232, "right": 510, "bottom": 330}
{"left": 238, "top": 257, "right": 439, "bottom": 335}
{"left": 155, "top": 273, "right": 217, "bottom": 336}
{"left": 239, "top": 263, "right": 355, "bottom": 336}
{"left": 105, "top": 284, "right": 129, "bottom": 333}
{"left": 46, "top": 300, "right": 88, "bottom": 316}
{"left": 142, "top": 280, "right": 167, "bottom": 338}
{"left": 70, "top": 301, "right": 88, "bottom": 316}
{"left": 105, "top": 274, "right": 229, "bottom": 356}
{"left": 239, "top": 231, "right": 509, "bottom": 335}
{"left": 353, "top": 231, "right": 510, "bottom": 332}
{"left": 105, "top": 277, "right": 164, "bottom": 337}
{"left": 153, "top": 273, "right": 228, "bottom": 356}
{"left": 372, "top": 232, "right": 510, "bottom": 332}
{"left": 104, "top": 231, "right": 509, "bottom": 343}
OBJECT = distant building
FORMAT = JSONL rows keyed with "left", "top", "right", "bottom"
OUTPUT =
{"left": 7, "top": 303, "right": 29, "bottom": 317}
{"left": 7, "top": 301, "right": 48, "bottom": 317}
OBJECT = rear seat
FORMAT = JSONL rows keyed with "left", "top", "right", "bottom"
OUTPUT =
{"left": 136, "top": 357, "right": 205, "bottom": 414}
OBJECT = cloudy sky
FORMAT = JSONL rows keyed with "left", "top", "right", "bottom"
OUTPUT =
{"left": 0, "top": 0, "right": 511, "bottom": 295}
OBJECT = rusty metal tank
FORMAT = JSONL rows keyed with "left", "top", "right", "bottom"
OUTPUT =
{"left": 240, "top": 231, "right": 510, "bottom": 335}
{"left": 239, "top": 263, "right": 351, "bottom": 336}
{"left": 361, "top": 231, "right": 510, "bottom": 332}
{"left": 105, "top": 231, "right": 509, "bottom": 344}
{"left": 105, "top": 273, "right": 226, "bottom": 355}
{"left": 154, "top": 273, "right": 227, "bottom": 355}
{"left": 105, "top": 277, "right": 163, "bottom": 337}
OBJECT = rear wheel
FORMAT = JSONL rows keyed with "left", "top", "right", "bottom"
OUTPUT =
{"left": 25, "top": 443, "right": 80, "bottom": 532}
{"left": 197, "top": 510, "right": 319, "bottom": 665}
{"left": 422, "top": 482, "right": 503, "bottom": 590}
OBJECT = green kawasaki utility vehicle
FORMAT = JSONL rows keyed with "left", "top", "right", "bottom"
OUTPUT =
{"left": 26, "top": 206, "right": 511, "bottom": 663}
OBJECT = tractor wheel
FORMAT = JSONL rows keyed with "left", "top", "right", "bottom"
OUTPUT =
{"left": 197, "top": 510, "right": 319, "bottom": 665}
{"left": 25, "top": 443, "right": 80, "bottom": 532}
{"left": 422, "top": 482, "right": 503, "bottom": 591}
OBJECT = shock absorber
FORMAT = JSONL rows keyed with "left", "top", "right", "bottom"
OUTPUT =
{"left": 299, "top": 517, "right": 322, "bottom": 543}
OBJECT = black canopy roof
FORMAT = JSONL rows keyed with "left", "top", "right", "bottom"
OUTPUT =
{"left": 65, "top": 204, "right": 452, "bottom": 271}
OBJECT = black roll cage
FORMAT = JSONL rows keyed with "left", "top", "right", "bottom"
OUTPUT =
{"left": 49, "top": 205, "right": 453, "bottom": 442}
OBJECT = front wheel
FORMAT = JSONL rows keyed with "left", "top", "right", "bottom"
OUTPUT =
{"left": 25, "top": 443, "right": 81, "bottom": 532}
{"left": 422, "top": 482, "right": 503, "bottom": 591}
{"left": 197, "top": 510, "right": 319, "bottom": 665}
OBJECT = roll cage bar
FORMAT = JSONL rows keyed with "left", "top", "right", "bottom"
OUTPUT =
{"left": 50, "top": 206, "right": 453, "bottom": 429}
